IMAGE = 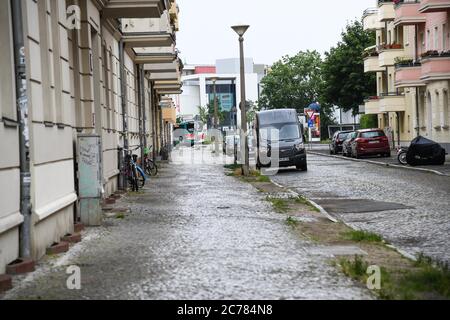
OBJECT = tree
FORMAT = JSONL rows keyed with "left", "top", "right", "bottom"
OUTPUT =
{"left": 246, "top": 100, "right": 259, "bottom": 124}
{"left": 259, "top": 50, "right": 323, "bottom": 112}
{"left": 360, "top": 114, "right": 378, "bottom": 129}
{"left": 321, "top": 21, "right": 376, "bottom": 115}
{"left": 197, "top": 105, "right": 209, "bottom": 125}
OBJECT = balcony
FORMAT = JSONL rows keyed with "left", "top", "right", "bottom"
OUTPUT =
{"left": 419, "top": 0, "right": 450, "bottom": 13}
{"left": 394, "top": 0, "right": 426, "bottom": 26}
{"left": 420, "top": 52, "right": 450, "bottom": 81}
{"left": 144, "top": 61, "right": 180, "bottom": 73}
{"left": 102, "top": 0, "right": 166, "bottom": 18}
{"left": 378, "top": 0, "right": 395, "bottom": 21}
{"left": 134, "top": 52, "right": 177, "bottom": 64}
{"left": 364, "top": 97, "right": 381, "bottom": 115}
{"left": 363, "top": 8, "right": 382, "bottom": 30}
{"left": 122, "top": 32, "right": 174, "bottom": 48}
{"left": 378, "top": 44, "right": 405, "bottom": 66}
{"left": 365, "top": 56, "right": 385, "bottom": 73}
{"left": 379, "top": 93, "right": 406, "bottom": 112}
{"left": 154, "top": 80, "right": 182, "bottom": 95}
{"left": 395, "top": 60, "right": 423, "bottom": 87}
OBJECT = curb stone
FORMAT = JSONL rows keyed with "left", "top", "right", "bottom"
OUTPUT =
{"left": 308, "top": 151, "right": 450, "bottom": 178}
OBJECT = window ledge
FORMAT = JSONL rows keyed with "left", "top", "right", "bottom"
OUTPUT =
{"left": 2, "top": 117, "right": 19, "bottom": 128}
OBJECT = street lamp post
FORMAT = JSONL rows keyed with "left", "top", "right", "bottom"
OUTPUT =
{"left": 211, "top": 77, "right": 220, "bottom": 155}
{"left": 231, "top": 25, "right": 250, "bottom": 176}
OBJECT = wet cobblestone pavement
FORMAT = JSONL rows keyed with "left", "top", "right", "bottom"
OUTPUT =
{"left": 272, "top": 153, "right": 450, "bottom": 264}
{"left": 2, "top": 148, "right": 372, "bottom": 300}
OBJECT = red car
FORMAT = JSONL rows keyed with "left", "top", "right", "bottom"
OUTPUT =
{"left": 351, "top": 129, "right": 391, "bottom": 158}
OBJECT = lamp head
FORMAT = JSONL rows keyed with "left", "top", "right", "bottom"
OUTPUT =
{"left": 231, "top": 25, "right": 250, "bottom": 37}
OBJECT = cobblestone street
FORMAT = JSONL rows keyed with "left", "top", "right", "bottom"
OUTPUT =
{"left": 272, "top": 153, "right": 450, "bottom": 265}
{"left": 2, "top": 148, "right": 372, "bottom": 300}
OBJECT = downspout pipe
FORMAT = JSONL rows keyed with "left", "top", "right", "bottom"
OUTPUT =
{"left": 137, "top": 64, "right": 143, "bottom": 162}
{"left": 11, "top": 0, "right": 32, "bottom": 259}
{"left": 140, "top": 66, "right": 147, "bottom": 157}
{"left": 119, "top": 39, "right": 128, "bottom": 189}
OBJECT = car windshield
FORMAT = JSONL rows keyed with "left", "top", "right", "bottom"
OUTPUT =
{"left": 338, "top": 133, "right": 349, "bottom": 140}
{"left": 361, "top": 131, "right": 385, "bottom": 138}
{"left": 260, "top": 124, "right": 301, "bottom": 142}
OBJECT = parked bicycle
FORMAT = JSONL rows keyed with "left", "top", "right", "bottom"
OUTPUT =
{"left": 122, "top": 147, "right": 147, "bottom": 191}
{"left": 143, "top": 146, "right": 158, "bottom": 177}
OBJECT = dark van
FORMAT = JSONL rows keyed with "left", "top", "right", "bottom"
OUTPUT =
{"left": 255, "top": 109, "right": 307, "bottom": 171}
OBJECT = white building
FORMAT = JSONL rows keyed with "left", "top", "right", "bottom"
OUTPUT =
{"left": 178, "top": 58, "right": 267, "bottom": 128}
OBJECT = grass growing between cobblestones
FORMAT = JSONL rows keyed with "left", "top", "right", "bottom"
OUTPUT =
{"left": 338, "top": 254, "right": 450, "bottom": 300}
{"left": 343, "top": 230, "right": 384, "bottom": 243}
{"left": 286, "top": 217, "right": 298, "bottom": 228}
{"left": 223, "top": 166, "right": 450, "bottom": 300}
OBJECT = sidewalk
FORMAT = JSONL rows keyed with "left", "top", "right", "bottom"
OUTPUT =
{"left": 2, "top": 147, "right": 372, "bottom": 300}
{"left": 308, "top": 144, "right": 450, "bottom": 177}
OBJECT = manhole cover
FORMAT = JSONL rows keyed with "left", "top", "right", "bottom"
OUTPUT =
{"left": 313, "top": 199, "right": 412, "bottom": 214}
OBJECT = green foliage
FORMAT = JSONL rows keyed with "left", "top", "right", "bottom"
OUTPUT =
{"left": 286, "top": 217, "right": 298, "bottom": 227}
{"left": 266, "top": 196, "right": 290, "bottom": 213}
{"left": 360, "top": 114, "right": 378, "bottom": 129}
{"left": 246, "top": 100, "right": 260, "bottom": 124}
{"left": 343, "top": 230, "right": 383, "bottom": 243}
{"left": 339, "top": 255, "right": 369, "bottom": 279}
{"left": 321, "top": 21, "right": 376, "bottom": 114}
{"left": 197, "top": 106, "right": 209, "bottom": 125}
{"left": 259, "top": 50, "right": 323, "bottom": 111}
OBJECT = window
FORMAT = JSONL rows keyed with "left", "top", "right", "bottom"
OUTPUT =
{"left": 443, "top": 24, "right": 447, "bottom": 51}
{"left": 50, "top": 0, "right": 63, "bottom": 126}
{"left": 436, "top": 91, "right": 441, "bottom": 126}
{"left": 37, "top": 0, "right": 53, "bottom": 123}
{"left": 0, "top": 0, "right": 16, "bottom": 121}
{"left": 434, "top": 27, "right": 439, "bottom": 50}
{"left": 427, "top": 30, "right": 431, "bottom": 51}
{"left": 103, "top": 44, "right": 111, "bottom": 130}
{"left": 443, "top": 90, "right": 449, "bottom": 127}
{"left": 360, "top": 131, "right": 386, "bottom": 139}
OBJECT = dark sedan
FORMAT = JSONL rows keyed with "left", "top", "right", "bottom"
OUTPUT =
{"left": 330, "top": 131, "right": 353, "bottom": 155}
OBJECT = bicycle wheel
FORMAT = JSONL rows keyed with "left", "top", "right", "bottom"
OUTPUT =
{"left": 148, "top": 160, "right": 158, "bottom": 176}
{"left": 138, "top": 168, "right": 146, "bottom": 188}
{"left": 131, "top": 167, "right": 139, "bottom": 192}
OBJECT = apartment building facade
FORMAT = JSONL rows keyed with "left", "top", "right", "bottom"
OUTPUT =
{"left": 363, "top": 0, "right": 450, "bottom": 151}
{"left": 0, "top": 0, "right": 181, "bottom": 276}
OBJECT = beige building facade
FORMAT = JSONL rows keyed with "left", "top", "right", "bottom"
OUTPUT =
{"left": 363, "top": 0, "right": 450, "bottom": 151}
{"left": 0, "top": 0, "right": 181, "bottom": 275}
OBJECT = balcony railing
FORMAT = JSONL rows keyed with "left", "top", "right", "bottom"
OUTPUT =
{"left": 364, "top": 97, "right": 381, "bottom": 115}
{"left": 394, "top": 0, "right": 426, "bottom": 26}
{"left": 394, "top": 59, "right": 423, "bottom": 87}
{"left": 378, "top": 44, "right": 405, "bottom": 66}
{"left": 102, "top": 0, "right": 166, "bottom": 18}
{"left": 420, "top": 51, "right": 450, "bottom": 81}
{"left": 419, "top": 0, "right": 450, "bottom": 13}
{"left": 363, "top": 8, "right": 382, "bottom": 30}
{"left": 379, "top": 92, "right": 407, "bottom": 112}
{"left": 378, "top": 0, "right": 396, "bottom": 21}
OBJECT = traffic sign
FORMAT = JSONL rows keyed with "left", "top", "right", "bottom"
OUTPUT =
{"left": 306, "top": 110, "right": 315, "bottom": 119}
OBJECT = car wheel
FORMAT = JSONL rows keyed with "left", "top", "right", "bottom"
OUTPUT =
{"left": 296, "top": 162, "right": 308, "bottom": 171}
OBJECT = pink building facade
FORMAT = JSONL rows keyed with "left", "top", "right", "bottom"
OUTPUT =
{"left": 363, "top": 0, "right": 450, "bottom": 151}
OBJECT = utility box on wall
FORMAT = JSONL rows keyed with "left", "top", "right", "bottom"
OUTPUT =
{"left": 77, "top": 134, "right": 102, "bottom": 226}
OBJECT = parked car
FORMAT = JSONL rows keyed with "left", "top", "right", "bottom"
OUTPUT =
{"left": 255, "top": 109, "right": 307, "bottom": 171}
{"left": 342, "top": 132, "right": 357, "bottom": 157}
{"left": 330, "top": 131, "right": 353, "bottom": 154}
{"left": 223, "top": 134, "right": 240, "bottom": 156}
{"left": 351, "top": 129, "right": 391, "bottom": 158}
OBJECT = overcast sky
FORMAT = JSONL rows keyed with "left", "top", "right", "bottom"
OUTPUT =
{"left": 176, "top": 0, "right": 375, "bottom": 65}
